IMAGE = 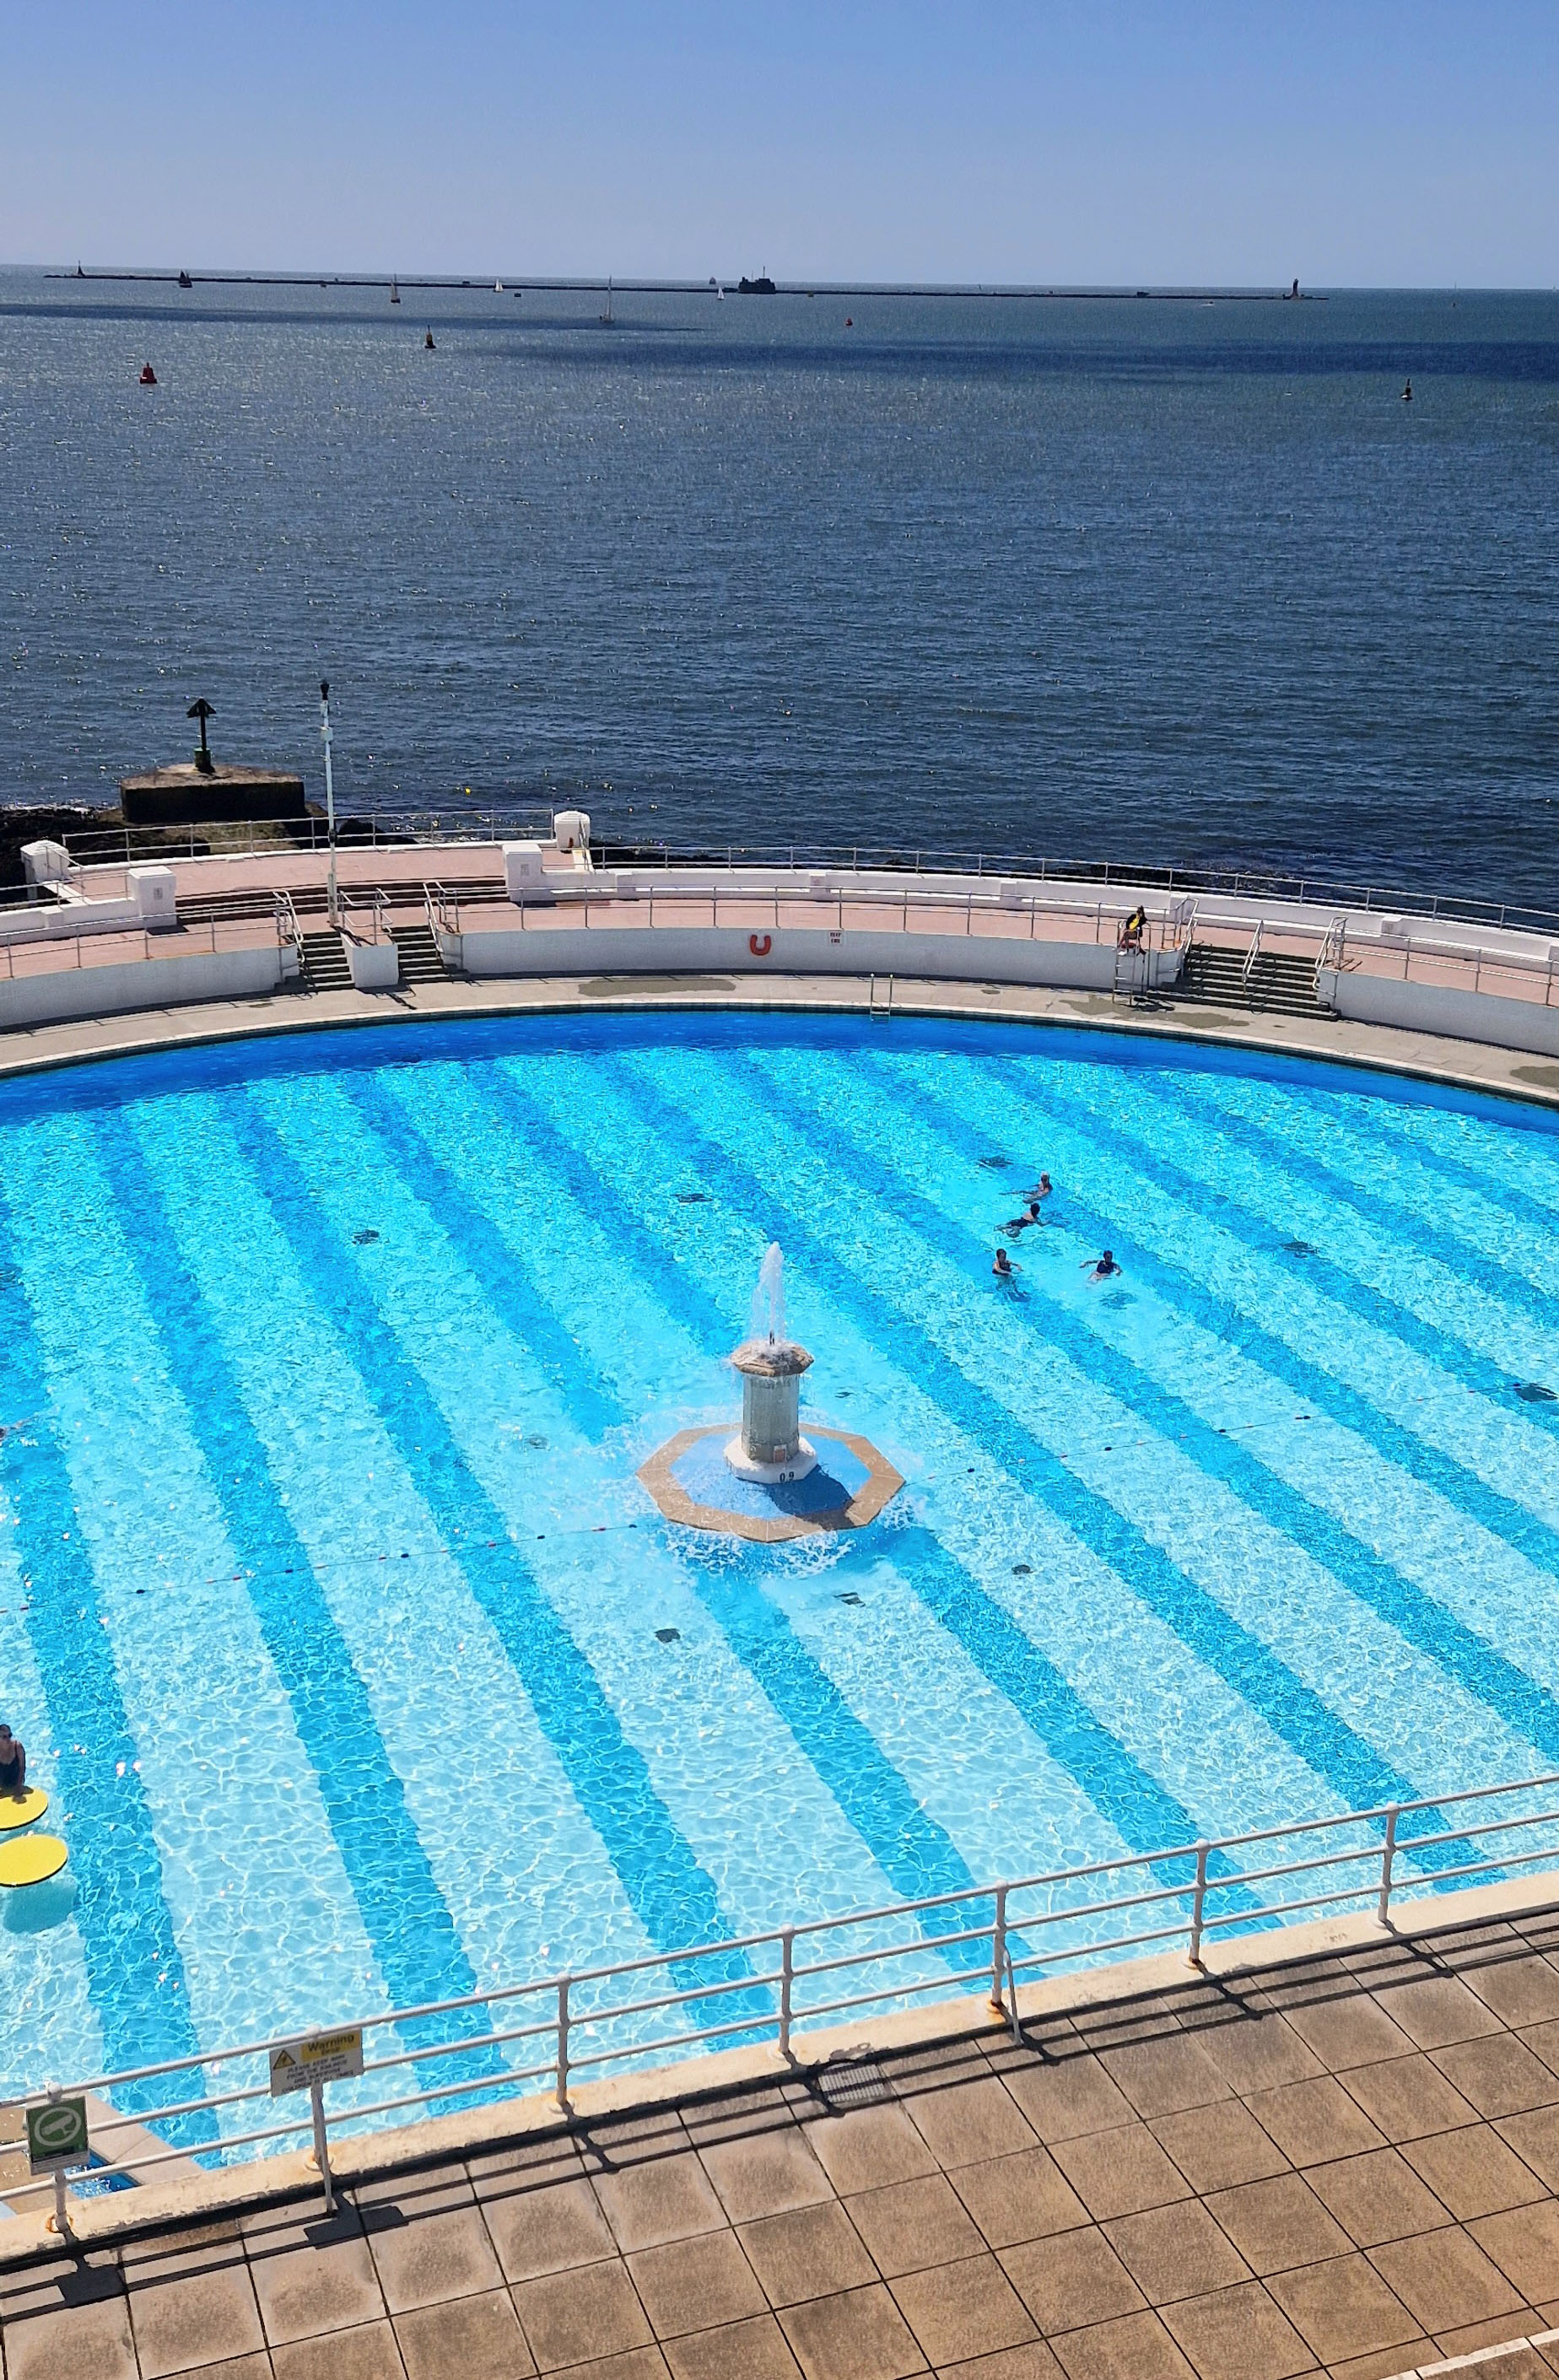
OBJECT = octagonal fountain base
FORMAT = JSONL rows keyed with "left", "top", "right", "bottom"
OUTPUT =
{"left": 638, "top": 1424, "right": 904, "bottom": 1544}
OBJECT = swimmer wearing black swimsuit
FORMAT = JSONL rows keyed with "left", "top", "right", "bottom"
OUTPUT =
{"left": 0, "top": 1724, "right": 25, "bottom": 1794}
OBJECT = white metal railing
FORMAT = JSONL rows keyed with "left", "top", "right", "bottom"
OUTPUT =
{"left": 1240, "top": 917, "right": 1265, "bottom": 986}
{"left": 6, "top": 1771, "right": 1558, "bottom": 2232}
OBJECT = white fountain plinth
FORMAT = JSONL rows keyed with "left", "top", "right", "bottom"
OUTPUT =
{"left": 726, "top": 1338, "right": 817, "bottom": 1482}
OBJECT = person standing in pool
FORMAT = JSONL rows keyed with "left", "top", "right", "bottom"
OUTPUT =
{"left": 993, "top": 1246, "right": 1020, "bottom": 1281}
{"left": 0, "top": 1724, "right": 24, "bottom": 1794}
{"left": 1083, "top": 1250, "right": 1121, "bottom": 1283}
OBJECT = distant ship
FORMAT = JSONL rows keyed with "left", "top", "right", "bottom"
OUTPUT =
{"left": 738, "top": 274, "right": 777, "bottom": 295}
{"left": 178, "top": 270, "right": 192, "bottom": 289}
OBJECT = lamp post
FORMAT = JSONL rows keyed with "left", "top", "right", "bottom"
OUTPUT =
{"left": 319, "top": 679, "right": 337, "bottom": 924}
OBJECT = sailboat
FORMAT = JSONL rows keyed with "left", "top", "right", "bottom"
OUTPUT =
{"left": 600, "top": 276, "right": 613, "bottom": 326}
{"left": 390, "top": 275, "right": 401, "bottom": 305}
{"left": 495, "top": 279, "right": 504, "bottom": 293}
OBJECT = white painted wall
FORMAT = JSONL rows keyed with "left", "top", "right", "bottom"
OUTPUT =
{"left": 1319, "top": 967, "right": 1559, "bottom": 1060}
{"left": 0, "top": 947, "right": 283, "bottom": 1033}
{"left": 450, "top": 923, "right": 1184, "bottom": 996}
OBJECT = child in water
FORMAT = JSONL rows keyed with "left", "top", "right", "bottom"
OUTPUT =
{"left": 1083, "top": 1249, "right": 1121, "bottom": 1283}
{"left": 993, "top": 1246, "right": 1020, "bottom": 1281}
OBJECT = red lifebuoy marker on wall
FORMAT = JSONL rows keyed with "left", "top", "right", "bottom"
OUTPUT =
{"left": 749, "top": 934, "right": 773, "bottom": 957}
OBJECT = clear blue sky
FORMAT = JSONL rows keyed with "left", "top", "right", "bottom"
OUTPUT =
{"left": 7, "top": 2, "right": 1556, "bottom": 283}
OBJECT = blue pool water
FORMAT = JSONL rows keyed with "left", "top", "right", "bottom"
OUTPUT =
{"left": 4, "top": 1011, "right": 1559, "bottom": 2111}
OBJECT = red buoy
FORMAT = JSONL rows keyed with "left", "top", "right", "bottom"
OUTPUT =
{"left": 139, "top": 363, "right": 157, "bottom": 385}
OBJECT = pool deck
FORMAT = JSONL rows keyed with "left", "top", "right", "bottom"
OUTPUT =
{"left": 8, "top": 1893, "right": 1559, "bottom": 2380}
{"left": 3, "top": 968, "right": 1559, "bottom": 1117}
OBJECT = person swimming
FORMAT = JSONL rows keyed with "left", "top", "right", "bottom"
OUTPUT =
{"left": 1082, "top": 1249, "right": 1121, "bottom": 1282}
{"left": 1023, "top": 1172, "right": 1054, "bottom": 1208}
{"left": 0, "top": 1724, "right": 25, "bottom": 1794}
{"left": 1001, "top": 1201, "right": 1043, "bottom": 1239}
{"left": 993, "top": 1246, "right": 1019, "bottom": 1280}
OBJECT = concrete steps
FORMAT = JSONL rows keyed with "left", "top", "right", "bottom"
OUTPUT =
{"left": 1177, "top": 942, "right": 1332, "bottom": 1019}
{"left": 298, "top": 930, "right": 353, "bottom": 991}
{"left": 389, "top": 923, "right": 448, "bottom": 983}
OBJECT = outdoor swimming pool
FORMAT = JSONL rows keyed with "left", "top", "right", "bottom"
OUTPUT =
{"left": 4, "top": 1012, "right": 1559, "bottom": 2118}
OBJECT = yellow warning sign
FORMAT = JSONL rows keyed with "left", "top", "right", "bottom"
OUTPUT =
{"left": 268, "top": 2028, "right": 364, "bottom": 2097}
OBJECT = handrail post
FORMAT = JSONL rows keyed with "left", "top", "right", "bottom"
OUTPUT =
{"left": 309, "top": 2076, "right": 335, "bottom": 2215}
{"left": 556, "top": 1975, "right": 572, "bottom": 2111}
{"left": 1188, "top": 1841, "right": 1210, "bottom": 1967}
{"left": 778, "top": 1927, "right": 795, "bottom": 2062}
{"left": 988, "top": 1884, "right": 1008, "bottom": 2015}
{"left": 1378, "top": 1805, "right": 1400, "bottom": 1927}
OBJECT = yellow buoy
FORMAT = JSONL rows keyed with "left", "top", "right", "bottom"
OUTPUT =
{"left": 0, "top": 1788, "right": 49, "bottom": 1833}
{"left": 0, "top": 1834, "right": 67, "bottom": 1887}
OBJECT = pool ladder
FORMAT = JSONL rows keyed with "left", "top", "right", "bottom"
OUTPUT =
{"left": 868, "top": 973, "right": 895, "bottom": 1021}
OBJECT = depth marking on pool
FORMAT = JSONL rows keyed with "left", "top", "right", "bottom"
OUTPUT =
{"left": 639, "top": 1425, "right": 904, "bottom": 1542}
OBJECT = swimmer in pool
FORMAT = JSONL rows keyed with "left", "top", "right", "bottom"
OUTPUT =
{"left": 0, "top": 1724, "right": 25, "bottom": 1794}
{"left": 1023, "top": 1172, "right": 1054, "bottom": 1207}
{"left": 1001, "top": 1201, "right": 1043, "bottom": 1239}
{"left": 1082, "top": 1249, "right": 1121, "bottom": 1283}
{"left": 993, "top": 1246, "right": 1019, "bottom": 1280}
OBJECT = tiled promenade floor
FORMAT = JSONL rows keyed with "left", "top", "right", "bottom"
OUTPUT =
{"left": 10, "top": 1913, "right": 1559, "bottom": 2380}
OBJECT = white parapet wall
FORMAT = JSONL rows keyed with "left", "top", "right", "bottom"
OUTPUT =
{"left": 0, "top": 944, "right": 284, "bottom": 1033}
{"left": 1319, "top": 966, "right": 1559, "bottom": 1060}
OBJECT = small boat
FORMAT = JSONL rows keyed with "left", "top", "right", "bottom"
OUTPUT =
{"left": 494, "top": 279, "right": 504, "bottom": 293}
{"left": 138, "top": 363, "right": 157, "bottom": 385}
{"left": 177, "top": 269, "right": 192, "bottom": 289}
{"left": 1403, "top": 379, "right": 1413, "bottom": 402}
{"left": 390, "top": 275, "right": 401, "bottom": 304}
{"left": 424, "top": 327, "right": 436, "bottom": 349}
{"left": 600, "top": 276, "right": 613, "bottom": 325}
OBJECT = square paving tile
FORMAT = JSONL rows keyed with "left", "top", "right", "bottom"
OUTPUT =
{"left": 1101, "top": 2201, "right": 1251, "bottom": 2306}
{"left": 359, "top": 2187, "right": 504, "bottom": 2315}
{"left": 1242, "top": 2078, "right": 1386, "bottom": 2168}
{"left": 1000, "top": 2054, "right": 1136, "bottom": 2145}
{"left": 844, "top": 2173, "right": 984, "bottom": 2277}
{"left": 1276, "top": 1991, "right": 1416, "bottom": 2075}
{"left": 394, "top": 2286, "right": 535, "bottom": 2380}
{"left": 513, "top": 2259, "right": 655, "bottom": 2372}
{"left": 1432, "top": 2034, "right": 1559, "bottom": 2120}
{"left": 1151, "top": 2101, "right": 1291, "bottom": 2195}
{"left": 1303, "top": 2149, "right": 1450, "bottom": 2249}
{"left": 805, "top": 2105, "right": 937, "bottom": 2198}
{"left": 737, "top": 2202, "right": 877, "bottom": 2310}
{"left": 480, "top": 2172, "right": 619, "bottom": 2282}
{"left": 244, "top": 2202, "right": 387, "bottom": 2345}
{"left": 1337, "top": 2055, "right": 1480, "bottom": 2145}
{"left": 1398, "top": 2122, "right": 1547, "bottom": 2220}
{"left": 999, "top": 2229, "right": 1146, "bottom": 2334}
{"left": 1049, "top": 2123, "right": 1192, "bottom": 2220}
{"left": 1157, "top": 2280, "right": 1317, "bottom": 2380}
{"left": 951, "top": 2148, "right": 1091, "bottom": 2250}
{"left": 662, "top": 2311, "right": 802, "bottom": 2379}
{"left": 1098, "top": 2035, "right": 1233, "bottom": 2122}
{"left": 778, "top": 2280, "right": 928, "bottom": 2379}
{"left": 1370, "top": 1974, "right": 1506, "bottom": 2053}
{"left": 1367, "top": 2225, "right": 1526, "bottom": 2334}
{"left": 1203, "top": 2176, "right": 1354, "bottom": 2277}
{"left": 1496, "top": 2105, "right": 1559, "bottom": 2193}
{"left": 1464, "top": 1952, "right": 1559, "bottom": 2030}
{"left": 271, "top": 2321, "right": 406, "bottom": 2380}
{"left": 124, "top": 2233, "right": 266, "bottom": 2380}
{"left": 902, "top": 2075, "right": 1038, "bottom": 2170}
{"left": 0, "top": 2280, "right": 138, "bottom": 2380}
{"left": 890, "top": 2252, "right": 1038, "bottom": 2367}
{"left": 1468, "top": 2199, "right": 1559, "bottom": 2305}
{"left": 593, "top": 2155, "right": 730, "bottom": 2253}
{"left": 699, "top": 2127, "right": 834, "bottom": 2226}
{"left": 1187, "top": 2015, "right": 1324, "bottom": 2098}
{"left": 1263, "top": 2253, "right": 1419, "bottom": 2365}
{"left": 626, "top": 2229, "right": 767, "bottom": 2340}
{"left": 932, "top": 2349, "right": 1062, "bottom": 2380}
{"left": 1049, "top": 2307, "right": 1197, "bottom": 2379}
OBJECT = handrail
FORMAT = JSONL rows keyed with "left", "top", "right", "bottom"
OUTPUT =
{"left": 7, "top": 1767, "right": 1559, "bottom": 2226}
{"left": 1240, "top": 918, "right": 1264, "bottom": 985}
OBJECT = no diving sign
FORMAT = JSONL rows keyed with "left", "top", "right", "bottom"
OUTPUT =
{"left": 27, "top": 2096, "right": 89, "bottom": 2175}
{"left": 268, "top": 2028, "right": 364, "bottom": 2097}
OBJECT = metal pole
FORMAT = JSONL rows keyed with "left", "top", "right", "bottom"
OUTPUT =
{"left": 988, "top": 1885, "right": 1008, "bottom": 2014}
{"left": 556, "top": 1976, "right": 572, "bottom": 2111}
{"left": 320, "top": 680, "right": 337, "bottom": 926}
{"left": 51, "top": 2168, "right": 70, "bottom": 2242}
{"left": 1188, "top": 1841, "right": 1210, "bottom": 1967}
{"left": 1378, "top": 1805, "right": 1400, "bottom": 1927}
{"left": 779, "top": 1928, "right": 795, "bottom": 2060}
{"left": 310, "top": 2079, "right": 335, "bottom": 2215}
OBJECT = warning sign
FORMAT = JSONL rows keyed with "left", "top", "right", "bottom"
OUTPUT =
{"left": 268, "top": 2028, "right": 364, "bottom": 2097}
{"left": 27, "top": 2097, "right": 89, "bottom": 2175}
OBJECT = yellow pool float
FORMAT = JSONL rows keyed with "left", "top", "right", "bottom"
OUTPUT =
{"left": 0, "top": 1834, "right": 67, "bottom": 1888}
{"left": 0, "top": 1788, "right": 48, "bottom": 1832}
